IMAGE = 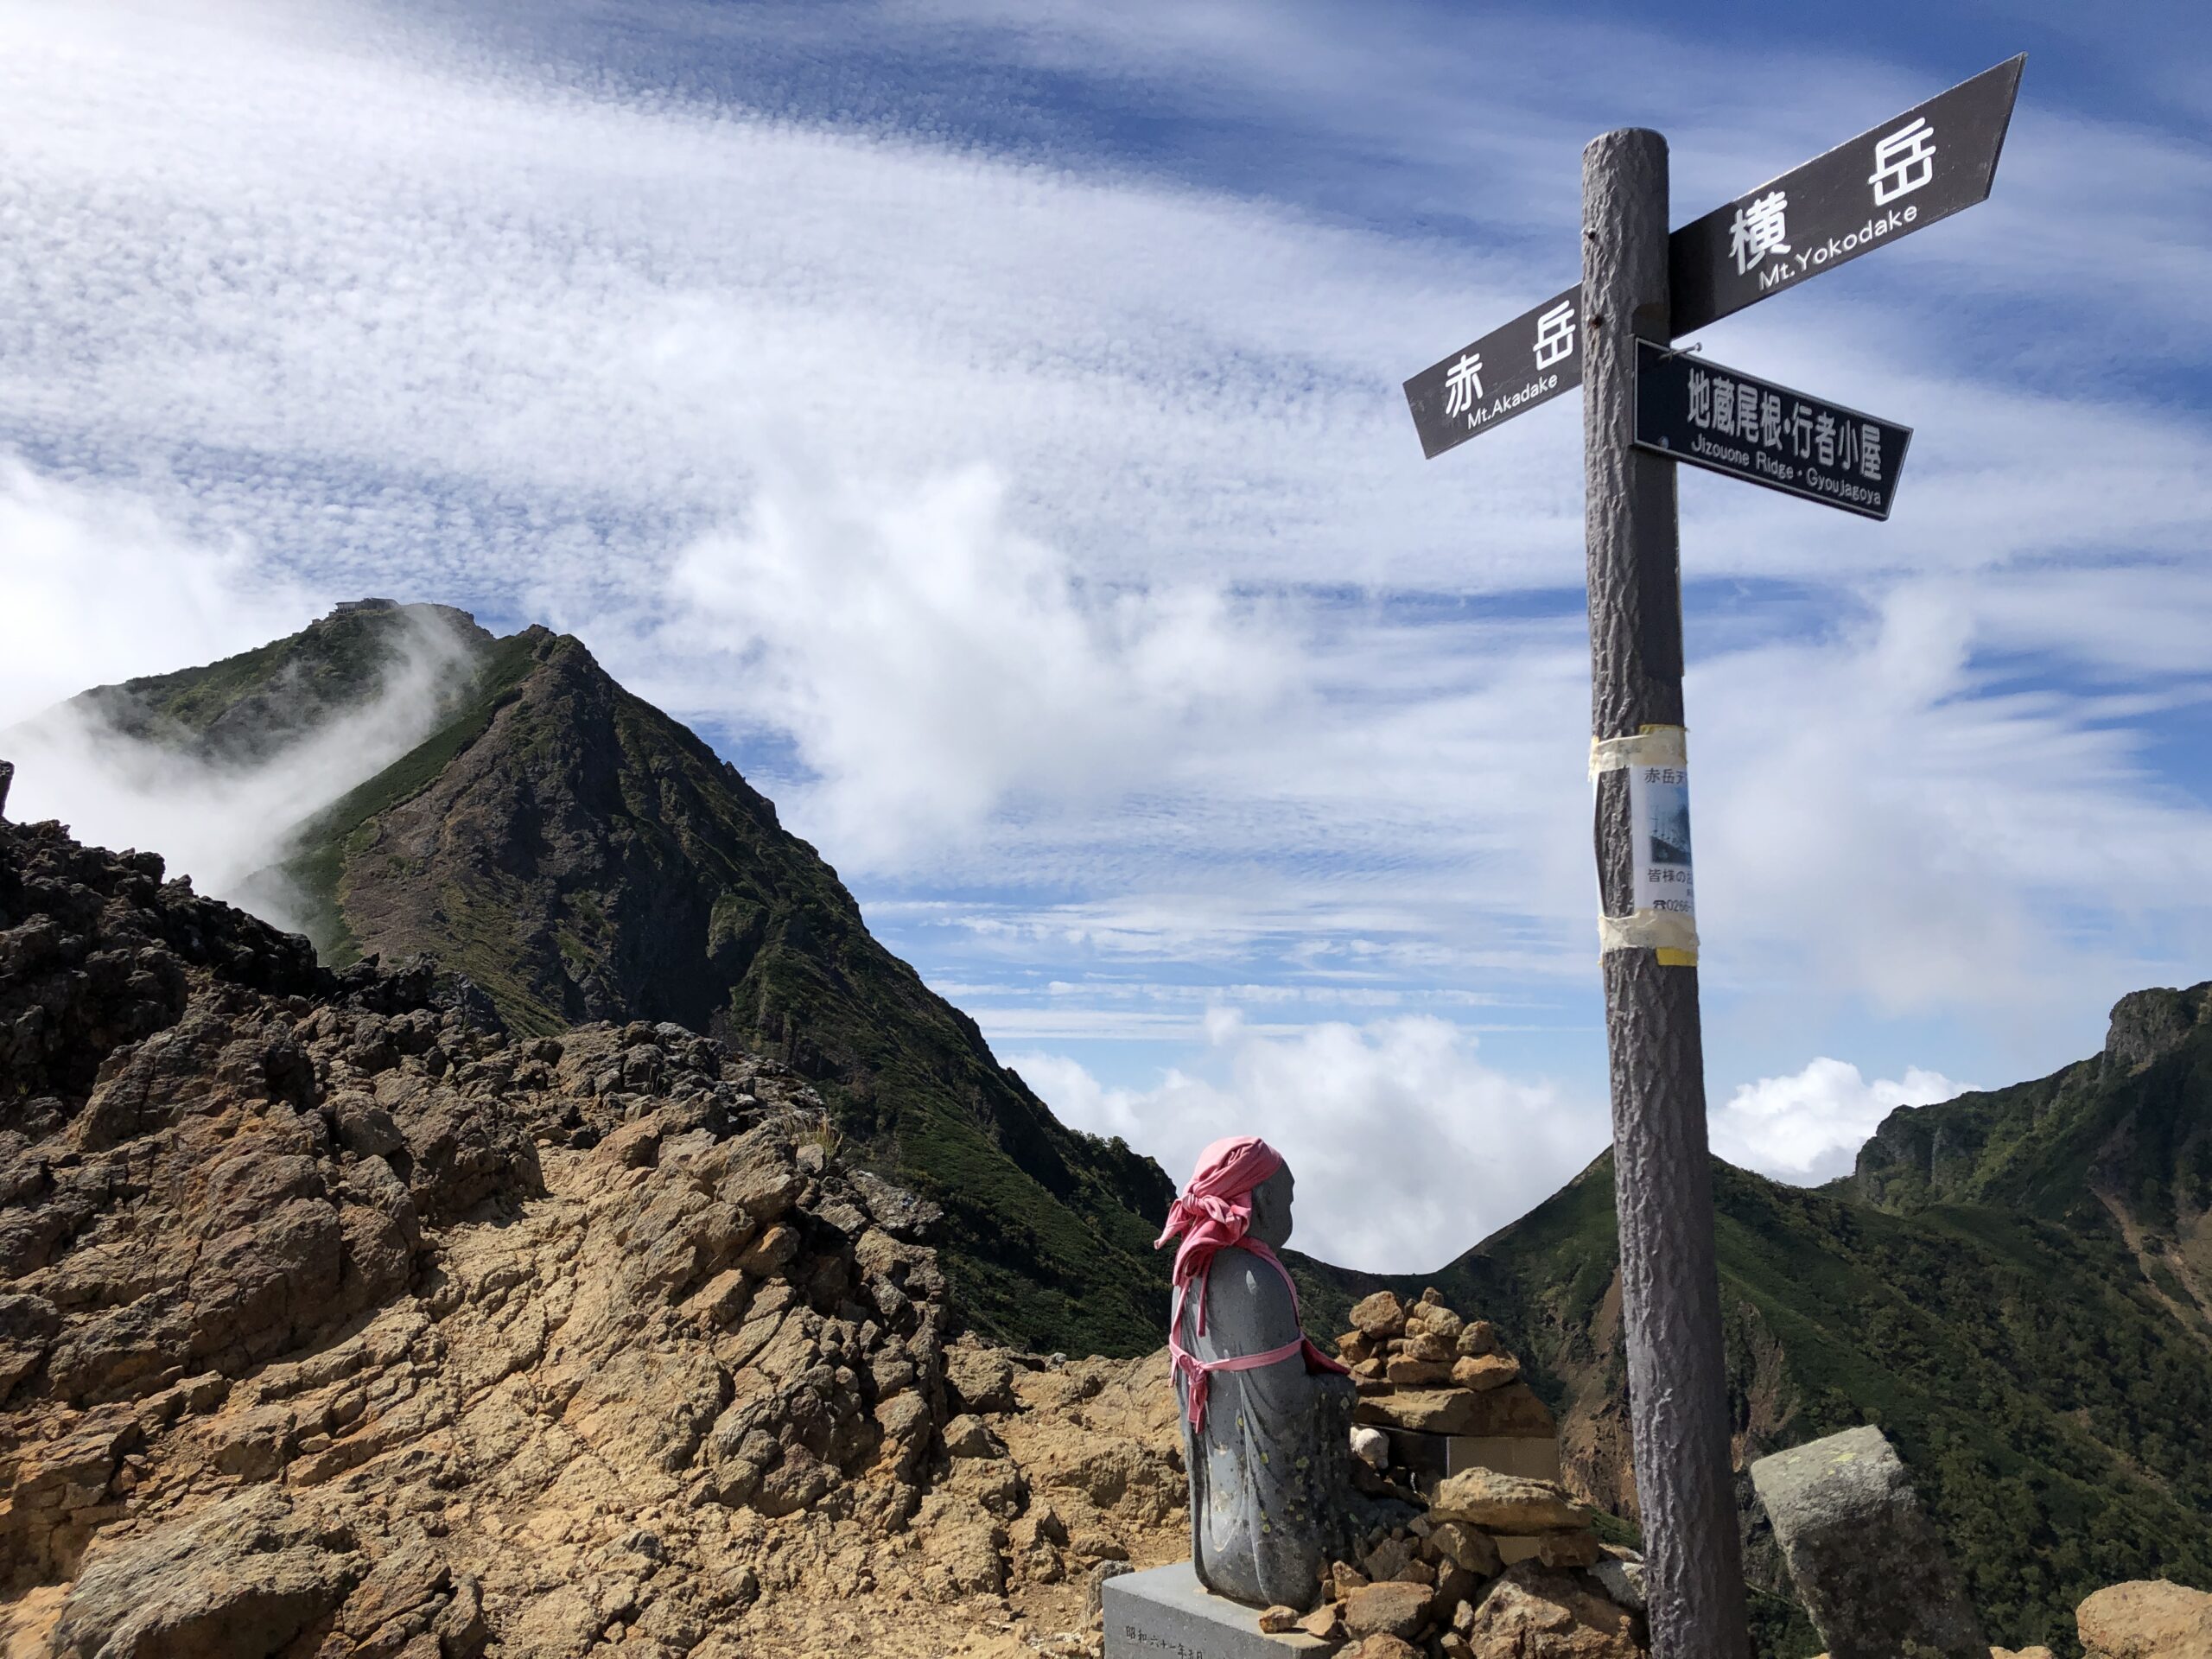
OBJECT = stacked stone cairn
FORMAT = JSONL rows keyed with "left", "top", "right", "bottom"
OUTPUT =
{"left": 1342, "top": 1288, "right": 1564, "bottom": 1502}
{"left": 1247, "top": 1289, "right": 1648, "bottom": 1657}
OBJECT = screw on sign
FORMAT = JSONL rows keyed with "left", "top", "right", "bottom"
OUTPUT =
{"left": 1399, "top": 55, "right": 2024, "bottom": 1659}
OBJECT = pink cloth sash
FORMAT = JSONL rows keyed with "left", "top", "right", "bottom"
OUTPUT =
{"left": 1154, "top": 1136, "right": 1348, "bottom": 1432}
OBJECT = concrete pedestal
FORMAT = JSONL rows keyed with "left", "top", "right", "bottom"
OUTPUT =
{"left": 1103, "top": 1563, "right": 1330, "bottom": 1659}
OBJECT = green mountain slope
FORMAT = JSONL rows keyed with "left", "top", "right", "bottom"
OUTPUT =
{"left": 1288, "top": 988, "right": 2212, "bottom": 1658}
{"left": 60, "top": 600, "right": 494, "bottom": 764}
{"left": 52, "top": 602, "right": 1176, "bottom": 1357}
{"left": 1853, "top": 982, "right": 2212, "bottom": 1337}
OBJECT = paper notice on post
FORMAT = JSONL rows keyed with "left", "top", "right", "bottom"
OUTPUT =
{"left": 1629, "top": 762, "right": 1695, "bottom": 918}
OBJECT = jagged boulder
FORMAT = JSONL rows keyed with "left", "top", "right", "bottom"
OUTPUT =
{"left": 50, "top": 1487, "right": 363, "bottom": 1659}
{"left": 2076, "top": 1579, "right": 2212, "bottom": 1658}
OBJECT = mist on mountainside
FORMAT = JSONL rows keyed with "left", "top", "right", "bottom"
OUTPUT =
{"left": 0, "top": 603, "right": 483, "bottom": 929}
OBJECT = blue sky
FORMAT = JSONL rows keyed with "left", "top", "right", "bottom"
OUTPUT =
{"left": 2, "top": 0, "right": 2208, "bottom": 1269}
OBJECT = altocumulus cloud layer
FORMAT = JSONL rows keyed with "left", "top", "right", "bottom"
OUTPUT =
{"left": 2, "top": 0, "right": 2209, "bottom": 1266}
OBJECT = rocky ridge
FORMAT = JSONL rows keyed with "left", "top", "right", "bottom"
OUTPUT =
{"left": 0, "top": 815, "right": 1189, "bottom": 1658}
{"left": 36, "top": 604, "right": 1178, "bottom": 1359}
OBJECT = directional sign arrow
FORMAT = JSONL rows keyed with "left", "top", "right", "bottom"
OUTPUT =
{"left": 1632, "top": 340, "right": 1912, "bottom": 519}
{"left": 1402, "top": 286, "right": 1581, "bottom": 460}
{"left": 1403, "top": 55, "right": 2023, "bottom": 458}
{"left": 1669, "top": 54, "right": 2024, "bottom": 335}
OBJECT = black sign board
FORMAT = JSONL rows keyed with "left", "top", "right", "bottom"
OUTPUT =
{"left": 1669, "top": 55, "right": 2024, "bottom": 336}
{"left": 1633, "top": 340, "right": 1911, "bottom": 519}
{"left": 1402, "top": 285, "right": 1581, "bottom": 460}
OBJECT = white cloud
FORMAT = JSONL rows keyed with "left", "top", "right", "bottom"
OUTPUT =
{"left": 0, "top": 456, "right": 486, "bottom": 920}
{"left": 1692, "top": 580, "right": 2212, "bottom": 1018}
{"left": 0, "top": 458, "right": 319, "bottom": 729}
{"left": 1713, "top": 1057, "right": 1968, "bottom": 1185}
{"left": 658, "top": 460, "right": 1293, "bottom": 863}
{"left": 1009, "top": 1008, "right": 1607, "bottom": 1272}
{"left": 3, "top": 590, "right": 481, "bottom": 922}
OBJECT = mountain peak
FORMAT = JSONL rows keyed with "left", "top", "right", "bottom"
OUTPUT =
{"left": 68, "top": 610, "right": 1173, "bottom": 1355}
{"left": 2105, "top": 982, "right": 2212, "bottom": 1073}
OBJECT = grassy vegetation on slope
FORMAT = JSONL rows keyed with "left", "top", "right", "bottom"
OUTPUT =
{"left": 243, "top": 620, "right": 1173, "bottom": 1357}
{"left": 1300, "top": 1143, "right": 2212, "bottom": 1659}
{"left": 65, "top": 601, "right": 491, "bottom": 764}
{"left": 1853, "top": 983, "right": 2212, "bottom": 1338}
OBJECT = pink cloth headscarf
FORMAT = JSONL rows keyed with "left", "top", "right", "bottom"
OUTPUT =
{"left": 1154, "top": 1135, "right": 1346, "bottom": 1429}
{"left": 1154, "top": 1134, "right": 1285, "bottom": 1306}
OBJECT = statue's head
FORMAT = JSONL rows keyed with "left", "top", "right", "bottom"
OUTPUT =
{"left": 1246, "top": 1163, "right": 1294, "bottom": 1249}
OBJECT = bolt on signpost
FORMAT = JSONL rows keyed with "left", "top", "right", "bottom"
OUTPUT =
{"left": 1404, "top": 57, "right": 2024, "bottom": 1659}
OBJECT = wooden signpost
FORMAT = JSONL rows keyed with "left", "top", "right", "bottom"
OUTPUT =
{"left": 1404, "top": 57, "right": 2024, "bottom": 1659}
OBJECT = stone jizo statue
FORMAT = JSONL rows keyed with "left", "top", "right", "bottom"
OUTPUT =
{"left": 1155, "top": 1135, "right": 1377, "bottom": 1610}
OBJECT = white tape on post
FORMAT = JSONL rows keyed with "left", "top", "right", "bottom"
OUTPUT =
{"left": 1591, "top": 725, "right": 1699, "bottom": 965}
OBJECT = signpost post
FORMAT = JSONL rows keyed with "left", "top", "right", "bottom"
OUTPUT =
{"left": 1402, "top": 56, "right": 2024, "bottom": 1659}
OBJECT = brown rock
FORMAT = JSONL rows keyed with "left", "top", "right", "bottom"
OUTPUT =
{"left": 1355, "top": 1382, "right": 1554, "bottom": 1438}
{"left": 733, "top": 1221, "right": 800, "bottom": 1275}
{"left": 924, "top": 1519, "right": 1007, "bottom": 1598}
{"left": 50, "top": 1488, "right": 359, "bottom": 1659}
{"left": 1384, "top": 1356, "right": 1454, "bottom": 1386}
{"left": 1536, "top": 1529, "right": 1601, "bottom": 1569}
{"left": 1349, "top": 1292, "right": 1408, "bottom": 1339}
{"left": 334, "top": 1540, "right": 453, "bottom": 1642}
{"left": 1478, "top": 1381, "right": 1554, "bottom": 1434}
{"left": 1344, "top": 1580, "right": 1432, "bottom": 1642}
{"left": 1354, "top": 1389, "right": 1477, "bottom": 1434}
{"left": 941, "top": 1413, "right": 1004, "bottom": 1459}
{"left": 1337, "top": 1330, "right": 1375, "bottom": 1365}
{"left": 1413, "top": 1306, "right": 1465, "bottom": 1344}
{"left": 1436, "top": 1562, "right": 1483, "bottom": 1617}
{"left": 1350, "top": 1637, "right": 1421, "bottom": 1659}
{"left": 1084, "top": 1560, "right": 1134, "bottom": 1625}
{"left": 1428, "top": 1468, "right": 1588, "bottom": 1533}
{"left": 1404, "top": 1333, "right": 1453, "bottom": 1363}
{"left": 1299, "top": 1605, "right": 1345, "bottom": 1641}
{"left": 1450, "top": 1352, "right": 1521, "bottom": 1392}
{"left": 1363, "top": 1536, "right": 1416, "bottom": 1581}
{"left": 1426, "top": 1522, "right": 1503, "bottom": 1579}
{"left": 1456, "top": 1321, "right": 1500, "bottom": 1358}
{"left": 1461, "top": 1563, "right": 1641, "bottom": 1656}
{"left": 1344, "top": 1292, "right": 1397, "bottom": 1344}
{"left": 2076, "top": 1579, "right": 2212, "bottom": 1658}
{"left": 944, "top": 1345, "right": 1018, "bottom": 1414}
{"left": 1257, "top": 1605, "right": 1302, "bottom": 1633}
{"left": 0, "top": 810, "right": 1284, "bottom": 1659}
{"left": 1332, "top": 1561, "right": 1373, "bottom": 1601}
